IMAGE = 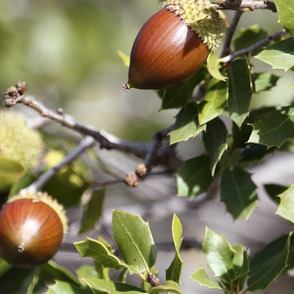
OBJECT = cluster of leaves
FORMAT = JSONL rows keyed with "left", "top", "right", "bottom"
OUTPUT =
{"left": 1, "top": 211, "right": 293, "bottom": 294}
{"left": 1, "top": 0, "right": 294, "bottom": 293}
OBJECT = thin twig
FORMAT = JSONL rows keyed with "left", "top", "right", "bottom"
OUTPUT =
{"left": 3, "top": 89, "right": 182, "bottom": 173}
{"left": 221, "top": 10, "right": 244, "bottom": 57}
{"left": 21, "top": 136, "right": 96, "bottom": 194}
{"left": 220, "top": 29, "right": 287, "bottom": 64}
{"left": 214, "top": 0, "right": 277, "bottom": 12}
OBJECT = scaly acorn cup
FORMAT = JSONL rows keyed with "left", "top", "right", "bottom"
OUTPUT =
{"left": 0, "top": 192, "right": 68, "bottom": 268}
{"left": 123, "top": 0, "right": 225, "bottom": 90}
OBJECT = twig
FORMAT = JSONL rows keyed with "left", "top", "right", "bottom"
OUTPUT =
{"left": 214, "top": 0, "right": 277, "bottom": 12}
{"left": 3, "top": 86, "right": 182, "bottom": 174}
{"left": 21, "top": 136, "right": 96, "bottom": 194}
{"left": 220, "top": 29, "right": 287, "bottom": 64}
{"left": 221, "top": 10, "right": 244, "bottom": 57}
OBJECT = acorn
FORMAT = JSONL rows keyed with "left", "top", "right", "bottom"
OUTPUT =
{"left": 123, "top": 0, "right": 225, "bottom": 90}
{"left": 0, "top": 192, "right": 68, "bottom": 268}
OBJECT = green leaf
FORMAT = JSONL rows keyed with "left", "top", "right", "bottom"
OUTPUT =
{"left": 160, "top": 67, "right": 206, "bottom": 110}
{"left": 248, "top": 106, "right": 294, "bottom": 148}
{"left": 112, "top": 210, "right": 157, "bottom": 273}
{"left": 203, "top": 227, "right": 235, "bottom": 282}
{"left": 40, "top": 260, "right": 81, "bottom": 286}
{"left": 8, "top": 172, "right": 37, "bottom": 198}
{"left": 189, "top": 268, "right": 226, "bottom": 290}
{"left": 79, "top": 188, "right": 105, "bottom": 234}
{"left": 233, "top": 25, "right": 268, "bottom": 55}
{"left": 275, "top": 0, "right": 294, "bottom": 37}
{"left": 264, "top": 184, "right": 288, "bottom": 205}
{"left": 232, "top": 244, "right": 249, "bottom": 289}
{"left": 82, "top": 278, "right": 145, "bottom": 293}
{"left": 176, "top": 155, "right": 213, "bottom": 198}
{"left": 220, "top": 167, "right": 257, "bottom": 220}
{"left": 148, "top": 280, "right": 182, "bottom": 294}
{"left": 198, "top": 78, "right": 228, "bottom": 125}
{"left": 253, "top": 72, "right": 280, "bottom": 93}
{"left": 0, "top": 156, "right": 24, "bottom": 193}
{"left": 231, "top": 122, "right": 253, "bottom": 151}
{"left": 169, "top": 102, "right": 206, "bottom": 144}
{"left": 45, "top": 280, "right": 92, "bottom": 294}
{"left": 276, "top": 185, "right": 294, "bottom": 223}
{"left": 117, "top": 50, "right": 130, "bottom": 67}
{"left": 74, "top": 238, "right": 139, "bottom": 274}
{"left": 247, "top": 232, "right": 292, "bottom": 292}
{"left": 223, "top": 58, "right": 253, "bottom": 127}
{"left": 76, "top": 265, "right": 100, "bottom": 283}
{"left": 203, "top": 118, "right": 228, "bottom": 176}
{"left": 256, "top": 38, "right": 294, "bottom": 71}
{"left": 207, "top": 51, "right": 227, "bottom": 81}
{"left": 166, "top": 214, "right": 183, "bottom": 284}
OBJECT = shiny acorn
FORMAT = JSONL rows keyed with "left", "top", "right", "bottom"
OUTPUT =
{"left": 0, "top": 192, "right": 68, "bottom": 268}
{"left": 123, "top": 0, "right": 225, "bottom": 90}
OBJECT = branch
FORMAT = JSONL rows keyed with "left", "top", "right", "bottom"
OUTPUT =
{"left": 220, "top": 29, "right": 287, "bottom": 64}
{"left": 214, "top": 0, "right": 277, "bottom": 12}
{"left": 221, "top": 10, "right": 244, "bottom": 57}
{"left": 21, "top": 136, "right": 96, "bottom": 194}
{"left": 3, "top": 83, "right": 182, "bottom": 178}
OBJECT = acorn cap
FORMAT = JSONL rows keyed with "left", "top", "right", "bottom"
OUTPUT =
{"left": 164, "top": 0, "right": 225, "bottom": 51}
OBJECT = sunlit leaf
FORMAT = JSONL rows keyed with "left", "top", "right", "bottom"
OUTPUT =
{"left": 276, "top": 185, "right": 294, "bottom": 223}
{"left": 45, "top": 280, "right": 92, "bottom": 294}
{"left": 148, "top": 280, "right": 182, "bottom": 294}
{"left": 113, "top": 210, "right": 157, "bottom": 273}
{"left": 253, "top": 72, "right": 280, "bottom": 93}
{"left": 189, "top": 268, "right": 226, "bottom": 290}
{"left": 256, "top": 38, "right": 294, "bottom": 71}
{"left": 248, "top": 106, "right": 294, "bottom": 148}
{"left": 207, "top": 51, "right": 227, "bottom": 81}
{"left": 169, "top": 102, "right": 206, "bottom": 144}
{"left": 198, "top": 78, "right": 228, "bottom": 125}
{"left": 275, "top": 0, "right": 294, "bottom": 37}
{"left": 166, "top": 214, "right": 183, "bottom": 284}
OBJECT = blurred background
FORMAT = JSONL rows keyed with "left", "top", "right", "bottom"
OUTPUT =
{"left": 1, "top": 0, "right": 294, "bottom": 293}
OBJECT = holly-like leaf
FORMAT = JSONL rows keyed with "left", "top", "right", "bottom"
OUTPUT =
{"left": 276, "top": 185, "right": 294, "bottom": 223}
{"left": 203, "top": 118, "right": 228, "bottom": 176}
{"left": 203, "top": 227, "right": 235, "bottom": 281}
{"left": 45, "top": 280, "right": 92, "bottom": 294}
{"left": 220, "top": 167, "right": 257, "bottom": 220}
{"left": 275, "top": 0, "right": 294, "bottom": 38}
{"left": 207, "top": 51, "right": 227, "bottom": 81}
{"left": 264, "top": 184, "right": 288, "bottom": 205}
{"left": 189, "top": 268, "right": 226, "bottom": 290}
{"left": 248, "top": 106, "right": 294, "bottom": 148}
{"left": 198, "top": 78, "right": 228, "bottom": 125}
{"left": 169, "top": 102, "right": 206, "bottom": 144}
{"left": 166, "top": 214, "right": 183, "bottom": 284}
{"left": 255, "top": 38, "right": 294, "bottom": 71}
{"left": 232, "top": 244, "right": 249, "bottom": 289}
{"left": 223, "top": 58, "right": 253, "bottom": 127}
{"left": 83, "top": 278, "right": 145, "bottom": 293}
{"left": 176, "top": 155, "right": 213, "bottom": 198}
{"left": 148, "top": 280, "right": 182, "bottom": 294}
{"left": 160, "top": 67, "right": 206, "bottom": 110}
{"left": 74, "top": 238, "right": 139, "bottom": 274}
{"left": 79, "top": 188, "right": 105, "bottom": 234}
{"left": 112, "top": 210, "right": 157, "bottom": 273}
{"left": 233, "top": 25, "right": 268, "bottom": 55}
{"left": 253, "top": 72, "right": 280, "bottom": 93}
{"left": 247, "top": 232, "right": 292, "bottom": 292}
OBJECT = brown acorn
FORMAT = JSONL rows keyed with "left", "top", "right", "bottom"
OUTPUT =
{"left": 123, "top": 0, "right": 225, "bottom": 90}
{"left": 0, "top": 192, "right": 68, "bottom": 268}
